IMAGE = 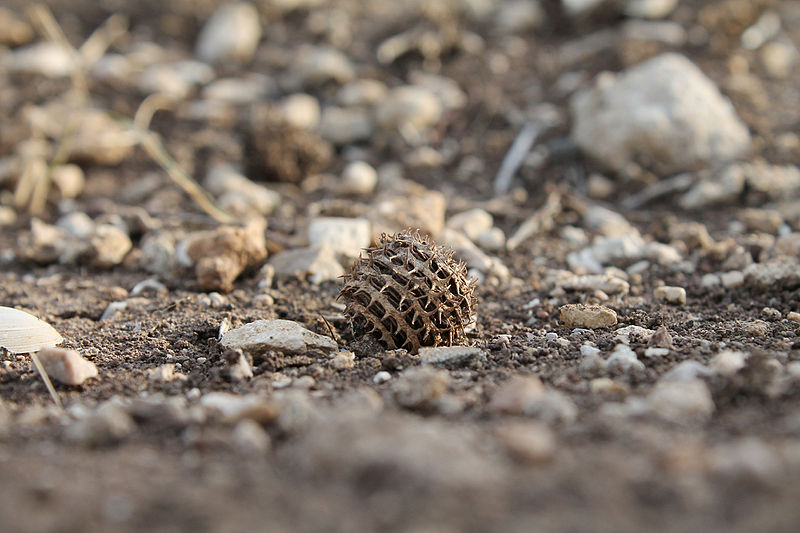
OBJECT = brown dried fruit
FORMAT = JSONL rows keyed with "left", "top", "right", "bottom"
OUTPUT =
{"left": 339, "top": 231, "right": 477, "bottom": 354}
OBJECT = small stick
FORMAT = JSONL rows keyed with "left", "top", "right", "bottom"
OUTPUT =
{"left": 319, "top": 314, "right": 339, "bottom": 348}
{"left": 493, "top": 121, "right": 544, "bottom": 196}
{"left": 28, "top": 351, "right": 63, "bottom": 411}
{"left": 621, "top": 173, "right": 695, "bottom": 210}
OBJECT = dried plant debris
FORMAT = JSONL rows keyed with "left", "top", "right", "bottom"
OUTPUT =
{"left": 245, "top": 111, "right": 333, "bottom": 183}
{"left": 339, "top": 231, "right": 477, "bottom": 354}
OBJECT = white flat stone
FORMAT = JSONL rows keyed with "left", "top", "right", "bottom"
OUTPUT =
{"left": 221, "top": 319, "right": 337, "bottom": 356}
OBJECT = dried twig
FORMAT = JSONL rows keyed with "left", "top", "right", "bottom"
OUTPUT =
{"left": 506, "top": 188, "right": 564, "bottom": 251}
{"left": 494, "top": 120, "right": 546, "bottom": 195}
{"left": 17, "top": 6, "right": 233, "bottom": 224}
{"left": 319, "top": 314, "right": 340, "bottom": 348}
{"left": 132, "top": 123, "right": 236, "bottom": 224}
{"left": 621, "top": 173, "right": 695, "bottom": 210}
{"left": 28, "top": 351, "right": 63, "bottom": 411}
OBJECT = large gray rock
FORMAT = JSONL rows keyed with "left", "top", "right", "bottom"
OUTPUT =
{"left": 221, "top": 319, "right": 337, "bottom": 356}
{"left": 571, "top": 53, "right": 751, "bottom": 174}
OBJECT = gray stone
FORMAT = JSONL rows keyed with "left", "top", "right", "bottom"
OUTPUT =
{"left": 202, "top": 75, "right": 273, "bottom": 103}
{"left": 139, "top": 232, "right": 177, "bottom": 277}
{"left": 273, "top": 390, "right": 317, "bottom": 436}
{"left": 584, "top": 205, "right": 634, "bottom": 237}
{"left": 571, "top": 53, "right": 750, "bottom": 174}
{"left": 50, "top": 164, "right": 85, "bottom": 199}
{"left": 489, "top": 376, "right": 577, "bottom": 423}
{"left": 681, "top": 165, "right": 746, "bottom": 209}
{"left": 624, "top": 0, "right": 678, "bottom": 19}
{"left": 646, "top": 379, "right": 714, "bottom": 423}
{"left": 200, "top": 392, "right": 278, "bottom": 423}
{"left": 446, "top": 209, "right": 494, "bottom": 242}
{"left": 56, "top": 212, "right": 95, "bottom": 239}
{"left": 578, "top": 351, "right": 607, "bottom": 378}
{"left": 418, "top": 346, "right": 486, "bottom": 369}
{"left": 606, "top": 344, "right": 645, "bottom": 376}
{"left": 709, "top": 437, "right": 781, "bottom": 482}
{"left": 653, "top": 285, "right": 687, "bottom": 305}
{"left": 661, "top": 361, "right": 712, "bottom": 382}
{"left": 614, "top": 325, "right": 655, "bottom": 344}
{"left": 89, "top": 224, "right": 132, "bottom": 268}
{"left": 138, "top": 61, "right": 215, "bottom": 99}
{"left": 474, "top": 228, "right": 506, "bottom": 251}
{"left": 269, "top": 244, "right": 344, "bottom": 283}
{"left": 221, "top": 319, "right": 337, "bottom": 356}
{"left": 372, "top": 371, "right": 391, "bottom": 384}
{"left": 744, "top": 258, "right": 800, "bottom": 288}
{"left": 561, "top": 274, "right": 630, "bottom": 295}
{"left": 7, "top": 42, "right": 76, "bottom": 77}
{"left": 307, "top": 217, "right": 371, "bottom": 258}
{"left": 720, "top": 271, "right": 744, "bottom": 288}
{"left": 0, "top": 206, "right": 15, "bottom": 227}
{"left": 340, "top": 160, "right": 377, "bottom": 196}
{"left": 760, "top": 41, "right": 798, "bottom": 80}
{"left": 281, "top": 93, "right": 320, "bottom": 130}
{"left": 65, "top": 401, "right": 135, "bottom": 447}
{"left": 376, "top": 86, "right": 443, "bottom": 134}
{"left": 708, "top": 350, "right": 748, "bottom": 377}
{"left": 494, "top": 0, "right": 545, "bottom": 33}
{"left": 393, "top": 367, "right": 450, "bottom": 410}
{"left": 337, "top": 79, "right": 387, "bottom": 107}
{"left": 204, "top": 164, "right": 280, "bottom": 217}
{"left": 195, "top": 2, "right": 261, "bottom": 63}
{"left": 316, "top": 106, "right": 374, "bottom": 145}
{"left": 330, "top": 351, "right": 356, "bottom": 370}
{"left": 293, "top": 45, "right": 355, "bottom": 86}
{"left": 495, "top": 421, "right": 556, "bottom": 465}
{"left": 232, "top": 419, "right": 271, "bottom": 455}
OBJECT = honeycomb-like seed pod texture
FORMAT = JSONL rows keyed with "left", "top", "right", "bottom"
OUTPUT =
{"left": 339, "top": 231, "right": 477, "bottom": 354}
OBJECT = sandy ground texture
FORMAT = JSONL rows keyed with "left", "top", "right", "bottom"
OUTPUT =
{"left": 1, "top": 0, "right": 800, "bottom": 531}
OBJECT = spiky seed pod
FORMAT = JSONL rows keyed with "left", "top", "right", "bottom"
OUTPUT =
{"left": 339, "top": 231, "right": 477, "bottom": 354}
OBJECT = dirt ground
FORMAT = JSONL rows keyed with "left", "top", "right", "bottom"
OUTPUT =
{"left": 1, "top": 1, "right": 800, "bottom": 532}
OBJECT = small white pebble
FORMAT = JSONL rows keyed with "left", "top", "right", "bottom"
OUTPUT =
{"left": 580, "top": 345, "right": 601, "bottom": 357}
{"left": 341, "top": 160, "right": 377, "bottom": 196}
{"left": 186, "top": 388, "right": 201, "bottom": 400}
{"left": 653, "top": 286, "right": 687, "bottom": 305}
{"left": 644, "top": 347, "right": 670, "bottom": 358}
{"left": 720, "top": 271, "right": 744, "bottom": 288}
{"left": 373, "top": 371, "right": 391, "bottom": 384}
{"left": 331, "top": 351, "right": 356, "bottom": 370}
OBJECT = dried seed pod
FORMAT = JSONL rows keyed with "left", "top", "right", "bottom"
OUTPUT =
{"left": 339, "top": 231, "right": 477, "bottom": 354}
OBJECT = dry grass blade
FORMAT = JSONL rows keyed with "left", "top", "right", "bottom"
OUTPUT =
{"left": 16, "top": 6, "right": 232, "bottom": 224}
{"left": 135, "top": 126, "right": 237, "bottom": 224}
{"left": 28, "top": 351, "right": 63, "bottom": 410}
